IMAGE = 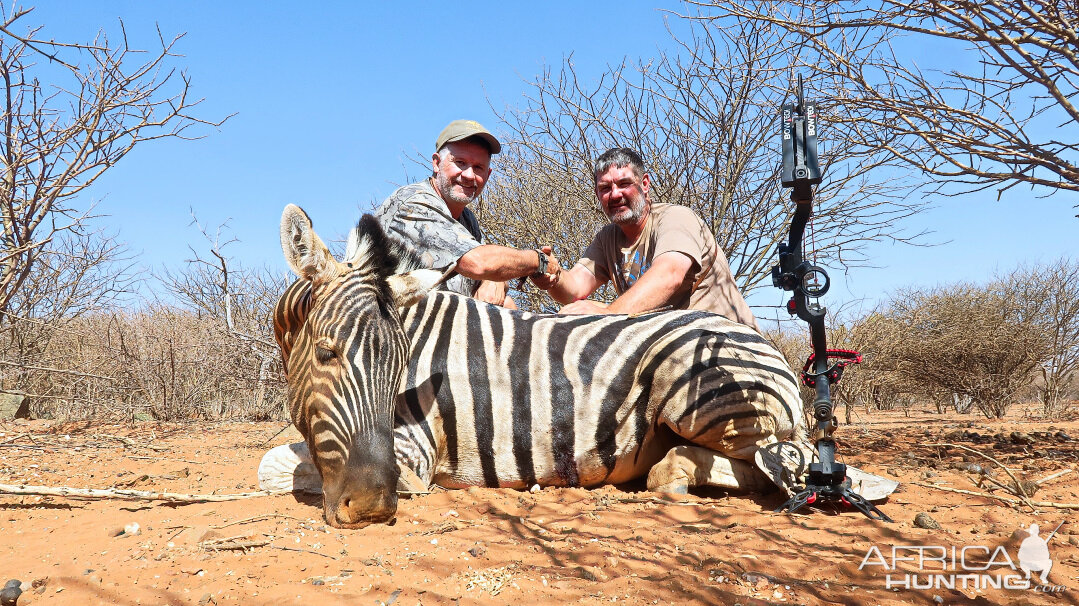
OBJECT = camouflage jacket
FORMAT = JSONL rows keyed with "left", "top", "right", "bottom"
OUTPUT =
{"left": 374, "top": 179, "right": 483, "bottom": 296}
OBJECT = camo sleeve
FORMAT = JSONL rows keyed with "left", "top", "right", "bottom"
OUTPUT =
{"left": 374, "top": 181, "right": 481, "bottom": 295}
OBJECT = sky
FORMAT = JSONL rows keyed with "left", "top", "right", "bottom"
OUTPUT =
{"left": 13, "top": 1, "right": 1077, "bottom": 318}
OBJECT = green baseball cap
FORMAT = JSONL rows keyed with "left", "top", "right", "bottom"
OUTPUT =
{"left": 435, "top": 119, "right": 501, "bottom": 154}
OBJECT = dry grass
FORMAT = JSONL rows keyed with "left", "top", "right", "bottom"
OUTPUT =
{"left": 0, "top": 306, "right": 286, "bottom": 422}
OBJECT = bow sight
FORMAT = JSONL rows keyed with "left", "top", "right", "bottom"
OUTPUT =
{"left": 772, "top": 75, "right": 892, "bottom": 522}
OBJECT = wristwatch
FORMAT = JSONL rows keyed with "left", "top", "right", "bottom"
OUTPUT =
{"left": 532, "top": 250, "right": 548, "bottom": 278}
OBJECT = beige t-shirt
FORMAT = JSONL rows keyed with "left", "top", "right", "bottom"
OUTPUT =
{"left": 577, "top": 202, "right": 760, "bottom": 331}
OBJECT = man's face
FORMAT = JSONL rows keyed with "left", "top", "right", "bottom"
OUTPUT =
{"left": 432, "top": 140, "right": 492, "bottom": 207}
{"left": 595, "top": 165, "right": 649, "bottom": 225}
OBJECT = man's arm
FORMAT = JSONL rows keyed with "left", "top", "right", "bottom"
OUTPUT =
{"left": 456, "top": 245, "right": 557, "bottom": 282}
{"left": 541, "top": 263, "right": 605, "bottom": 304}
{"left": 559, "top": 251, "right": 694, "bottom": 315}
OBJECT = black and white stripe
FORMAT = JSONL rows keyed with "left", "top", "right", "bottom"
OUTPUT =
{"left": 275, "top": 207, "right": 803, "bottom": 525}
{"left": 386, "top": 293, "right": 801, "bottom": 489}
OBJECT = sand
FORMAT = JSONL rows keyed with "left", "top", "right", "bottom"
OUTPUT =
{"left": 1, "top": 407, "right": 1077, "bottom": 605}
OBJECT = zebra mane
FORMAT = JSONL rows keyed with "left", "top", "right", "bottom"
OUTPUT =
{"left": 344, "top": 215, "right": 426, "bottom": 281}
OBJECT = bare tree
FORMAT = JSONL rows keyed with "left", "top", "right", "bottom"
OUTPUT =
{"left": 833, "top": 311, "right": 926, "bottom": 417}
{"left": 763, "top": 310, "right": 910, "bottom": 426}
{"left": 158, "top": 215, "right": 289, "bottom": 418}
{"left": 1010, "top": 258, "right": 1079, "bottom": 415}
{"left": 0, "top": 226, "right": 138, "bottom": 414}
{"left": 813, "top": 261, "right": 1078, "bottom": 420}
{"left": 483, "top": 15, "right": 927, "bottom": 304}
{"left": 882, "top": 282, "right": 1049, "bottom": 419}
{"left": 0, "top": 227, "right": 136, "bottom": 358}
{"left": 693, "top": 1, "right": 1079, "bottom": 204}
{"left": 0, "top": 3, "right": 226, "bottom": 319}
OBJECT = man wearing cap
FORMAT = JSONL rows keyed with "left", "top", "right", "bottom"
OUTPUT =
{"left": 375, "top": 119, "right": 558, "bottom": 307}
{"left": 533, "top": 147, "right": 760, "bottom": 331}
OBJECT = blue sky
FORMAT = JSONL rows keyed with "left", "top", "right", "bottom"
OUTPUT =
{"left": 17, "top": 1, "right": 1077, "bottom": 315}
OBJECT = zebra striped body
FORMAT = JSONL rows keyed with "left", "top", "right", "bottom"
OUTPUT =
{"left": 387, "top": 292, "right": 800, "bottom": 490}
{"left": 274, "top": 206, "right": 803, "bottom": 527}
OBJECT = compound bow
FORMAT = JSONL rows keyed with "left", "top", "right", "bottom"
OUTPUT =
{"left": 771, "top": 75, "right": 892, "bottom": 522}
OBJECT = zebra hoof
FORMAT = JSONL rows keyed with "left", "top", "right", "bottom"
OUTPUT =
{"left": 754, "top": 441, "right": 812, "bottom": 498}
{"left": 258, "top": 442, "right": 323, "bottom": 494}
{"left": 396, "top": 465, "right": 428, "bottom": 495}
{"left": 649, "top": 479, "right": 690, "bottom": 495}
{"left": 754, "top": 441, "right": 899, "bottom": 501}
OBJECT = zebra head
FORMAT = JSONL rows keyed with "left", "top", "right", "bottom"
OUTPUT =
{"left": 278, "top": 204, "right": 441, "bottom": 528}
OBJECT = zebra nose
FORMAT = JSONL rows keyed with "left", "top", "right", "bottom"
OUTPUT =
{"left": 333, "top": 493, "right": 369, "bottom": 528}
{"left": 333, "top": 488, "right": 398, "bottom": 528}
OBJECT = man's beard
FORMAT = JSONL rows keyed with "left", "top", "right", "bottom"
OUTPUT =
{"left": 607, "top": 191, "right": 647, "bottom": 225}
{"left": 436, "top": 172, "right": 478, "bottom": 206}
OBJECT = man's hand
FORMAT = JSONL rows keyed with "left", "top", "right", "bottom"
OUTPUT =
{"left": 530, "top": 246, "right": 562, "bottom": 290}
{"left": 559, "top": 299, "right": 610, "bottom": 315}
{"left": 554, "top": 251, "right": 694, "bottom": 315}
{"left": 474, "top": 280, "right": 512, "bottom": 307}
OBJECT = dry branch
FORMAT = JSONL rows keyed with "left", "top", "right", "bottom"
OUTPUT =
{"left": 979, "top": 473, "right": 1026, "bottom": 497}
{"left": 613, "top": 496, "right": 729, "bottom": 508}
{"left": 273, "top": 545, "right": 339, "bottom": 559}
{"left": 929, "top": 442, "right": 1037, "bottom": 511}
{"left": 0, "top": 433, "right": 29, "bottom": 446}
{"left": 126, "top": 455, "right": 201, "bottom": 464}
{"left": 199, "top": 535, "right": 272, "bottom": 552}
{"left": 691, "top": 1, "right": 1079, "bottom": 200}
{"left": 0, "top": 483, "right": 285, "bottom": 503}
{"left": 913, "top": 482, "right": 1079, "bottom": 510}
{"left": 0, "top": 359, "right": 118, "bottom": 381}
{"left": 0, "top": 8, "right": 228, "bottom": 319}
{"left": 95, "top": 433, "right": 137, "bottom": 447}
{"left": 210, "top": 514, "right": 306, "bottom": 529}
{"left": 1036, "top": 469, "right": 1073, "bottom": 485}
{"left": 93, "top": 433, "right": 169, "bottom": 451}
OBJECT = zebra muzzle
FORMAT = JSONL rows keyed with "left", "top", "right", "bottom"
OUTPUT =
{"left": 328, "top": 488, "right": 399, "bottom": 529}
{"left": 321, "top": 436, "right": 402, "bottom": 529}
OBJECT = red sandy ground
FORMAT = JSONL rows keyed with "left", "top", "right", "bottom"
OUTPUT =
{"left": 1, "top": 407, "right": 1077, "bottom": 605}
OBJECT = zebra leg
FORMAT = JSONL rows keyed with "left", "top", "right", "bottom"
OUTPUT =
{"left": 646, "top": 445, "right": 774, "bottom": 494}
{"left": 655, "top": 396, "right": 799, "bottom": 494}
{"left": 258, "top": 442, "right": 323, "bottom": 494}
{"left": 397, "top": 465, "right": 428, "bottom": 493}
{"left": 258, "top": 441, "right": 430, "bottom": 495}
{"left": 392, "top": 424, "right": 434, "bottom": 493}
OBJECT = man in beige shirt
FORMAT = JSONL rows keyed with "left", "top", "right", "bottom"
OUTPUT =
{"left": 536, "top": 147, "right": 759, "bottom": 331}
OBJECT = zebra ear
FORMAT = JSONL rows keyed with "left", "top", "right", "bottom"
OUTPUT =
{"left": 344, "top": 224, "right": 362, "bottom": 264}
{"left": 280, "top": 204, "right": 340, "bottom": 286}
{"left": 386, "top": 269, "right": 443, "bottom": 307}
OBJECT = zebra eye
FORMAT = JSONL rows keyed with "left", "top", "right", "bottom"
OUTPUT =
{"left": 314, "top": 337, "right": 338, "bottom": 364}
{"left": 315, "top": 346, "right": 337, "bottom": 364}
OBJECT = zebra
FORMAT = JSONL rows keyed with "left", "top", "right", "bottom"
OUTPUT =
{"left": 269, "top": 204, "right": 893, "bottom": 529}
